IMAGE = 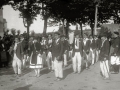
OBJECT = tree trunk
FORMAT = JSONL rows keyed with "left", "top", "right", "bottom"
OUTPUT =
{"left": 76, "top": 23, "right": 78, "bottom": 30}
{"left": 62, "top": 19, "right": 65, "bottom": 35}
{"left": 79, "top": 22, "right": 83, "bottom": 38}
{"left": 90, "top": 23, "right": 94, "bottom": 36}
{"left": 43, "top": 16, "right": 47, "bottom": 34}
{"left": 27, "top": 25, "right": 29, "bottom": 40}
{"left": 65, "top": 22, "right": 69, "bottom": 37}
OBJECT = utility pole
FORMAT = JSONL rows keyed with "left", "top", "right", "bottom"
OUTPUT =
{"left": 94, "top": 4, "right": 98, "bottom": 35}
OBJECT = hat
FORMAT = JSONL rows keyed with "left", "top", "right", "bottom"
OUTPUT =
{"left": 83, "top": 33, "right": 88, "bottom": 37}
{"left": 33, "top": 36, "right": 38, "bottom": 40}
{"left": 19, "top": 34, "right": 24, "bottom": 38}
{"left": 100, "top": 34, "right": 107, "bottom": 37}
{"left": 60, "top": 34, "right": 66, "bottom": 37}
{"left": 47, "top": 33, "right": 52, "bottom": 37}
{"left": 74, "top": 30, "right": 80, "bottom": 36}
{"left": 42, "top": 34, "right": 47, "bottom": 37}
{"left": 54, "top": 32, "right": 61, "bottom": 35}
{"left": 89, "top": 35, "right": 93, "bottom": 38}
{"left": 114, "top": 32, "right": 119, "bottom": 35}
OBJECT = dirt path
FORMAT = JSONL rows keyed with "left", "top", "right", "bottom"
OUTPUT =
{"left": 0, "top": 62, "right": 120, "bottom": 90}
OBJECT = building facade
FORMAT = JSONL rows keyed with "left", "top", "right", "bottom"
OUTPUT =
{"left": 0, "top": 8, "right": 7, "bottom": 37}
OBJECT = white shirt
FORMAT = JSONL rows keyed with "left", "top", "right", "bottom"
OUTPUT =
{"left": 55, "top": 38, "right": 60, "bottom": 44}
{"left": 41, "top": 40, "right": 46, "bottom": 45}
{"left": 101, "top": 38, "right": 107, "bottom": 47}
{"left": 83, "top": 38, "right": 88, "bottom": 46}
{"left": 14, "top": 43, "right": 18, "bottom": 51}
{"left": 75, "top": 38, "right": 79, "bottom": 49}
{"left": 48, "top": 39, "right": 52, "bottom": 44}
{"left": 69, "top": 32, "right": 74, "bottom": 44}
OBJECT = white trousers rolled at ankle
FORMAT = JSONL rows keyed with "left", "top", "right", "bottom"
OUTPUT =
{"left": 12, "top": 53, "right": 22, "bottom": 75}
{"left": 100, "top": 60, "right": 109, "bottom": 78}
{"left": 54, "top": 58, "right": 63, "bottom": 78}
{"left": 64, "top": 53, "right": 67, "bottom": 66}
{"left": 72, "top": 52, "right": 82, "bottom": 73}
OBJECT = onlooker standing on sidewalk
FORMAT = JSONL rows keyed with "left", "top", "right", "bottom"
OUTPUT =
{"left": 110, "top": 32, "right": 120, "bottom": 74}
{"left": 72, "top": 32, "right": 83, "bottom": 74}
{"left": 0, "top": 36, "right": 3, "bottom": 68}
{"left": 51, "top": 32, "right": 64, "bottom": 81}
{"left": 99, "top": 34, "right": 110, "bottom": 79}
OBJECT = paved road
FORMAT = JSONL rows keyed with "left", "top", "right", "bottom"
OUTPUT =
{"left": 0, "top": 61, "right": 120, "bottom": 90}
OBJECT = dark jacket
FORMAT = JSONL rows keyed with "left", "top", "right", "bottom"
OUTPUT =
{"left": 83, "top": 39, "right": 90, "bottom": 53}
{"left": 111, "top": 37, "right": 120, "bottom": 56}
{"left": 29, "top": 42, "right": 42, "bottom": 64}
{"left": 72, "top": 38, "right": 83, "bottom": 57}
{"left": 90, "top": 39, "right": 96, "bottom": 50}
{"left": 95, "top": 39, "right": 102, "bottom": 50}
{"left": 62, "top": 39, "right": 69, "bottom": 53}
{"left": 99, "top": 39, "right": 110, "bottom": 61}
{"left": 21, "top": 40, "right": 28, "bottom": 54}
{"left": 51, "top": 38, "right": 63, "bottom": 61}
{"left": 10, "top": 42, "right": 23, "bottom": 60}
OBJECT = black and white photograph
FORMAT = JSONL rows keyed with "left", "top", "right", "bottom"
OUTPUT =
{"left": 0, "top": 0, "right": 120, "bottom": 90}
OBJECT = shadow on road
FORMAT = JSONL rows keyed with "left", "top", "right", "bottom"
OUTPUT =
{"left": 0, "top": 68, "right": 14, "bottom": 76}
{"left": 40, "top": 68, "right": 51, "bottom": 76}
{"left": 0, "top": 67, "right": 32, "bottom": 76}
{"left": 63, "top": 66, "right": 73, "bottom": 80}
{"left": 14, "top": 84, "right": 32, "bottom": 90}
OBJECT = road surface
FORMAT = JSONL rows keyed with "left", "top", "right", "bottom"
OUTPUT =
{"left": 0, "top": 61, "right": 120, "bottom": 90}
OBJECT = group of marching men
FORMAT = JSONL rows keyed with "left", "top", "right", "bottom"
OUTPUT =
{"left": 8, "top": 30, "right": 120, "bottom": 81}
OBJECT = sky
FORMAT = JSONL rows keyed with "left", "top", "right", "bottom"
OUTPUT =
{"left": 3, "top": 5, "right": 58, "bottom": 34}
{"left": 3, "top": 5, "right": 90, "bottom": 34}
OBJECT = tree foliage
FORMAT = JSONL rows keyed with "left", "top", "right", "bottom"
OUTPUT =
{"left": 2, "top": 0, "right": 120, "bottom": 36}
{"left": 9, "top": 0, "right": 41, "bottom": 38}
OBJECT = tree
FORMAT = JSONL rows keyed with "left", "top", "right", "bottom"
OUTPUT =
{"left": 105, "top": 0, "right": 120, "bottom": 24}
{"left": 44, "top": 0, "right": 117, "bottom": 36}
{"left": 43, "top": 0, "right": 91, "bottom": 37}
{"left": 0, "top": 0, "right": 10, "bottom": 8}
{"left": 9, "top": 0, "right": 41, "bottom": 38}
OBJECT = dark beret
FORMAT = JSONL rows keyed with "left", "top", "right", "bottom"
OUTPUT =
{"left": 74, "top": 31, "right": 80, "bottom": 36}
{"left": 114, "top": 32, "right": 119, "bottom": 35}
{"left": 100, "top": 34, "right": 107, "bottom": 37}
{"left": 54, "top": 32, "right": 61, "bottom": 35}
{"left": 60, "top": 34, "right": 66, "bottom": 37}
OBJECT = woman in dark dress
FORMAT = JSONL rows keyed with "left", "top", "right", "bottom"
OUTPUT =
{"left": 29, "top": 37, "right": 43, "bottom": 77}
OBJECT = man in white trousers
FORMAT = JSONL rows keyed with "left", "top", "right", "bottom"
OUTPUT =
{"left": 99, "top": 34, "right": 110, "bottom": 79}
{"left": 46, "top": 34, "right": 54, "bottom": 71}
{"left": 61, "top": 35, "right": 69, "bottom": 67}
{"left": 68, "top": 31, "right": 74, "bottom": 60}
{"left": 72, "top": 31, "right": 83, "bottom": 74}
{"left": 89, "top": 35, "right": 96, "bottom": 65}
{"left": 9, "top": 37, "right": 23, "bottom": 76}
{"left": 51, "top": 32, "right": 64, "bottom": 81}
{"left": 20, "top": 35, "right": 28, "bottom": 69}
{"left": 94, "top": 35, "right": 102, "bottom": 62}
{"left": 83, "top": 33, "right": 90, "bottom": 69}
